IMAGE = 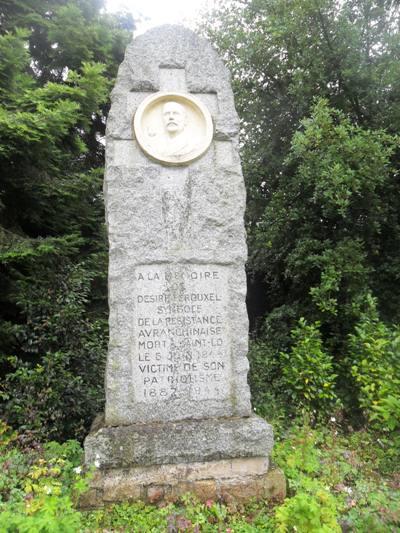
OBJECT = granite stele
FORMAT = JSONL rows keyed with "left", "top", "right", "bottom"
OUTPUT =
{"left": 83, "top": 25, "right": 285, "bottom": 506}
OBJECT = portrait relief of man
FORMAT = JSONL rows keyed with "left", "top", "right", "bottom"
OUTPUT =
{"left": 157, "top": 101, "right": 196, "bottom": 157}
{"left": 134, "top": 92, "right": 213, "bottom": 165}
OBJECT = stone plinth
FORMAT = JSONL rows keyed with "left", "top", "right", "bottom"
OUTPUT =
{"left": 84, "top": 24, "right": 284, "bottom": 506}
{"left": 80, "top": 460, "right": 286, "bottom": 508}
{"left": 85, "top": 416, "right": 273, "bottom": 469}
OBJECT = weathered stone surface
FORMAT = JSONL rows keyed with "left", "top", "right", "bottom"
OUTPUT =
{"left": 85, "top": 416, "right": 273, "bottom": 468}
{"left": 79, "top": 459, "right": 286, "bottom": 508}
{"left": 83, "top": 24, "right": 283, "bottom": 507}
{"left": 219, "top": 466, "right": 286, "bottom": 502}
{"left": 104, "top": 25, "right": 250, "bottom": 426}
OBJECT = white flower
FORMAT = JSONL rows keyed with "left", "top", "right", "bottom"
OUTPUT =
{"left": 73, "top": 466, "right": 82, "bottom": 474}
{"left": 94, "top": 459, "right": 100, "bottom": 468}
{"left": 330, "top": 416, "right": 336, "bottom": 422}
{"left": 344, "top": 486, "right": 353, "bottom": 494}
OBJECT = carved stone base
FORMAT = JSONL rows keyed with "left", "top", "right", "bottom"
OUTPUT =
{"left": 79, "top": 458, "right": 286, "bottom": 508}
{"left": 82, "top": 415, "right": 285, "bottom": 508}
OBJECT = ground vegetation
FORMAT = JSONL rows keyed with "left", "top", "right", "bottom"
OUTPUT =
{"left": 0, "top": 0, "right": 399, "bottom": 530}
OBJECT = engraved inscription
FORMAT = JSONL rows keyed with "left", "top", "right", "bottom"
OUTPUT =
{"left": 133, "top": 265, "right": 230, "bottom": 402}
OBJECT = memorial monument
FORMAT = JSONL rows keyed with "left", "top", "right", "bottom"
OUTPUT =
{"left": 83, "top": 25, "right": 285, "bottom": 506}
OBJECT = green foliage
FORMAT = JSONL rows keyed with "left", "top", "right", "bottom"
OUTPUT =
{"left": 273, "top": 422, "right": 400, "bottom": 532}
{"left": 1, "top": 263, "right": 107, "bottom": 441}
{"left": 280, "top": 318, "right": 338, "bottom": 414}
{"left": 0, "top": 420, "right": 399, "bottom": 533}
{"left": 83, "top": 494, "right": 275, "bottom": 532}
{"left": 244, "top": 97, "right": 398, "bottom": 422}
{"left": 273, "top": 423, "right": 322, "bottom": 487}
{"left": 0, "top": 422, "right": 27, "bottom": 506}
{"left": 0, "top": 420, "right": 17, "bottom": 450}
{"left": 247, "top": 339, "right": 287, "bottom": 424}
{"left": 347, "top": 295, "right": 400, "bottom": 430}
{"left": 344, "top": 478, "right": 400, "bottom": 533}
{"left": 83, "top": 501, "right": 172, "bottom": 532}
{"left": 253, "top": 98, "right": 398, "bottom": 337}
{"left": 275, "top": 490, "right": 341, "bottom": 533}
{"left": 202, "top": 0, "right": 400, "bottom": 425}
{"left": 0, "top": 497, "right": 82, "bottom": 533}
{"left": 0, "top": 0, "right": 133, "bottom": 440}
{"left": 289, "top": 98, "right": 396, "bottom": 218}
{"left": 0, "top": 423, "right": 87, "bottom": 532}
{"left": 0, "top": 28, "right": 31, "bottom": 98}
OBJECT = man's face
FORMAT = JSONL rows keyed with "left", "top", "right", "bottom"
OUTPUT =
{"left": 163, "top": 101, "right": 186, "bottom": 134}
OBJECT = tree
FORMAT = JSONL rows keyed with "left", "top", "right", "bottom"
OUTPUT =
{"left": 201, "top": 0, "right": 400, "bottom": 415}
{"left": 0, "top": 0, "right": 134, "bottom": 440}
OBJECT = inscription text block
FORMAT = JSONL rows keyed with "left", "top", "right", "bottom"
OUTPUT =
{"left": 133, "top": 264, "right": 230, "bottom": 403}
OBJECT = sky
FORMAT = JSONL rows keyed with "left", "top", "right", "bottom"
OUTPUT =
{"left": 105, "top": 0, "right": 216, "bottom": 34}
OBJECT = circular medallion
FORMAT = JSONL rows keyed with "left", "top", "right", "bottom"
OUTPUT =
{"left": 133, "top": 92, "right": 214, "bottom": 166}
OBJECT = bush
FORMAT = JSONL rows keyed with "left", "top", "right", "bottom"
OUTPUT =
{"left": 347, "top": 296, "right": 400, "bottom": 430}
{"left": 280, "top": 319, "right": 339, "bottom": 415}
{"left": 0, "top": 263, "right": 107, "bottom": 442}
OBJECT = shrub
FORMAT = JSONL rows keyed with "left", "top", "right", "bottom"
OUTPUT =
{"left": 0, "top": 263, "right": 107, "bottom": 441}
{"left": 280, "top": 319, "right": 339, "bottom": 415}
{"left": 347, "top": 295, "right": 400, "bottom": 430}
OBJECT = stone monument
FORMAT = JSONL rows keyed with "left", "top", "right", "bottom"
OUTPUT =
{"left": 83, "top": 25, "right": 285, "bottom": 506}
